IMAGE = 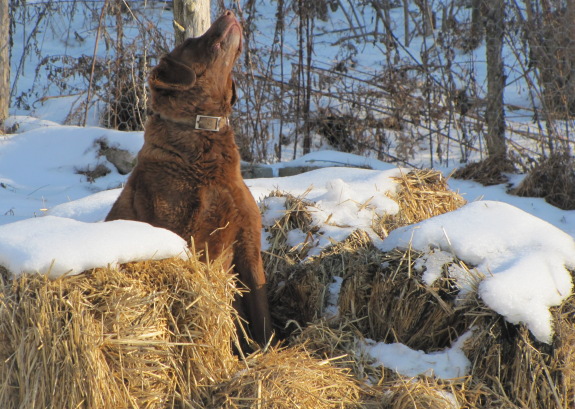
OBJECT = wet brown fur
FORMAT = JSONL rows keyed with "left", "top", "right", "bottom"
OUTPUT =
{"left": 106, "top": 11, "right": 272, "bottom": 346}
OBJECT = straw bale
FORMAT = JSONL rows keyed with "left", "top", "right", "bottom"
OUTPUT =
{"left": 462, "top": 289, "right": 575, "bottom": 409}
{"left": 330, "top": 231, "right": 387, "bottom": 334}
{"left": 512, "top": 152, "right": 575, "bottom": 210}
{"left": 338, "top": 246, "right": 470, "bottom": 351}
{"left": 0, "top": 253, "right": 240, "bottom": 409}
{"left": 366, "top": 250, "right": 470, "bottom": 350}
{"left": 206, "top": 345, "right": 363, "bottom": 409}
{"left": 288, "top": 320, "right": 484, "bottom": 409}
{"left": 269, "top": 230, "right": 379, "bottom": 335}
{"left": 256, "top": 167, "right": 574, "bottom": 408}
{"left": 291, "top": 242, "right": 575, "bottom": 408}
{"left": 264, "top": 170, "right": 465, "bottom": 334}
{"left": 378, "top": 169, "right": 466, "bottom": 235}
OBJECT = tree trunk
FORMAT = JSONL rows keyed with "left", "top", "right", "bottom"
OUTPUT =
{"left": 523, "top": 0, "right": 575, "bottom": 129}
{"left": 302, "top": 8, "right": 313, "bottom": 155}
{"left": 173, "top": 0, "right": 211, "bottom": 45}
{"left": 482, "top": 0, "right": 507, "bottom": 159}
{"left": 466, "top": 0, "right": 483, "bottom": 50}
{"left": 0, "top": 0, "right": 9, "bottom": 130}
{"left": 415, "top": 0, "right": 434, "bottom": 36}
{"left": 403, "top": 0, "right": 410, "bottom": 46}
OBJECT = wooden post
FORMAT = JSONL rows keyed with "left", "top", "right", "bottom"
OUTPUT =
{"left": 173, "top": 0, "right": 211, "bottom": 45}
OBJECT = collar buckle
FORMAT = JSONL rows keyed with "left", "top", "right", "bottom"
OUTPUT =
{"left": 195, "top": 115, "right": 227, "bottom": 131}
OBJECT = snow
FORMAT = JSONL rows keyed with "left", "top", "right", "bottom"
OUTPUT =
{"left": 325, "top": 276, "right": 343, "bottom": 319}
{"left": 0, "top": 216, "right": 187, "bottom": 278}
{"left": 261, "top": 196, "right": 288, "bottom": 227}
{"left": 414, "top": 249, "right": 456, "bottom": 286}
{"left": 362, "top": 330, "right": 473, "bottom": 379}
{"left": 0, "top": 123, "right": 143, "bottom": 223}
{"left": 46, "top": 189, "right": 121, "bottom": 223}
{"left": 380, "top": 200, "right": 575, "bottom": 344}
{"left": 250, "top": 166, "right": 402, "bottom": 257}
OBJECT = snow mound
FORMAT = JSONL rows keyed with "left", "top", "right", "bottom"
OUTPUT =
{"left": 47, "top": 189, "right": 121, "bottom": 222}
{"left": 0, "top": 216, "right": 187, "bottom": 278}
{"left": 380, "top": 200, "right": 575, "bottom": 343}
{"left": 362, "top": 331, "right": 473, "bottom": 379}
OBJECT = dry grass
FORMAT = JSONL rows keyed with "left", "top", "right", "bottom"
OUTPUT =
{"left": 206, "top": 345, "right": 363, "bottom": 408}
{"left": 268, "top": 259, "right": 330, "bottom": 332}
{"left": 289, "top": 252, "right": 575, "bottom": 409}
{"left": 380, "top": 377, "right": 468, "bottom": 409}
{"left": 343, "top": 249, "right": 469, "bottom": 350}
{"left": 262, "top": 190, "right": 316, "bottom": 273}
{"left": 289, "top": 319, "right": 480, "bottom": 409}
{"left": 460, "top": 288, "right": 575, "bottom": 409}
{"left": 262, "top": 190, "right": 326, "bottom": 332}
{"left": 452, "top": 155, "right": 516, "bottom": 186}
{"left": 377, "top": 169, "right": 466, "bottom": 236}
{"left": 289, "top": 318, "right": 377, "bottom": 381}
{"left": 512, "top": 152, "right": 575, "bottom": 210}
{"left": 259, "top": 163, "right": 574, "bottom": 408}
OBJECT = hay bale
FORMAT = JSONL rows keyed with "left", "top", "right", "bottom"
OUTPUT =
{"left": 0, "top": 254, "right": 240, "bottom": 408}
{"left": 335, "top": 244, "right": 469, "bottom": 351}
{"left": 512, "top": 152, "right": 575, "bottom": 209}
{"left": 328, "top": 231, "right": 387, "bottom": 333}
{"left": 462, "top": 291, "right": 575, "bottom": 408}
{"left": 263, "top": 191, "right": 329, "bottom": 332}
{"left": 265, "top": 169, "right": 465, "bottom": 336}
{"left": 289, "top": 320, "right": 478, "bottom": 409}
{"left": 258, "top": 167, "right": 575, "bottom": 408}
{"left": 365, "top": 249, "right": 468, "bottom": 350}
{"left": 269, "top": 230, "right": 379, "bottom": 335}
{"left": 206, "top": 345, "right": 362, "bottom": 408}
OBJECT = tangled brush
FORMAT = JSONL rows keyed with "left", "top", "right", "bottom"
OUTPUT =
{"left": 512, "top": 151, "right": 575, "bottom": 210}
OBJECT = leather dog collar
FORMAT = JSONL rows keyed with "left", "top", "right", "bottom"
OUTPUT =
{"left": 154, "top": 113, "right": 229, "bottom": 131}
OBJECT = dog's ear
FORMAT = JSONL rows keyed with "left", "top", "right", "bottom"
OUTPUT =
{"left": 230, "top": 79, "right": 238, "bottom": 106}
{"left": 149, "top": 56, "right": 196, "bottom": 91}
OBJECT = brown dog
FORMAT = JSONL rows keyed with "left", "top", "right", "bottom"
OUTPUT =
{"left": 106, "top": 11, "right": 272, "bottom": 347}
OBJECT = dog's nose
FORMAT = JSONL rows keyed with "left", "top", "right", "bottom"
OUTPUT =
{"left": 224, "top": 10, "right": 235, "bottom": 18}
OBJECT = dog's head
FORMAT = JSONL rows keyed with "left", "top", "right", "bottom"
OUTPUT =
{"left": 149, "top": 11, "right": 241, "bottom": 119}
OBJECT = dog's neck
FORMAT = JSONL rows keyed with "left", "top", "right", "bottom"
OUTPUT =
{"left": 152, "top": 112, "right": 229, "bottom": 132}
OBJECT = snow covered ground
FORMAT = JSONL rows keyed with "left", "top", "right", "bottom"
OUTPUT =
{"left": 1, "top": 118, "right": 574, "bottom": 380}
